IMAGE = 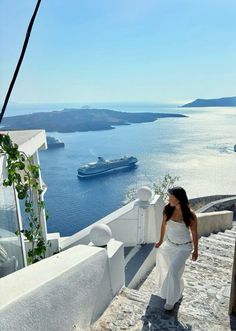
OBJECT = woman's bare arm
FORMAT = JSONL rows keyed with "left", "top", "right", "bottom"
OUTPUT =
{"left": 189, "top": 213, "right": 198, "bottom": 261}
{"left": 155, "top": 215, "right": 167, "bottom": 248}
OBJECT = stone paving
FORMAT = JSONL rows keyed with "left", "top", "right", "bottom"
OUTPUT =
{"left": 91, "top": 224, "right": 236, "bottom": 331}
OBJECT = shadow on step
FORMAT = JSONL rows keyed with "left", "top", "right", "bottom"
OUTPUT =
{"left": 141, "top": 295, "right": 192, "bottom": 331}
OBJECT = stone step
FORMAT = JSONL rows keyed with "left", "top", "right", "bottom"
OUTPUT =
{"left": 92, "top": 283, "right": 234, "bottom": 330}
{"left": 121, "top": 287, "right": 149, "bottom": 303}
{"left": 137, "top": 268, "right": 158, "bottom": 292}
{"left": 212, "top": 231, "right": 236, "bottom": 240}
{"left": 222, "top": 226, "right": 236, "bottom": 231}
{"left": 198, "top": 242, "right": 234, "bottom": 259}
{"left": 199, "top": 239, "right": 233, "bottom": 250}
{"left": 138, "top": 265, "right": 232, "bottom": 304}
{"left": 185, "top": 259, "right": 232, "bottom": 276}
{"left": 139, "top": 264, "right": 232, "bottom": 296}
{"left": 91, "top": 288, "right": 150, "bottom": 331}
{"left": 146, "top": 260, "right": 232, "bottom": 285}
{"left": 225, "top": 229, "right": 236, "bottom": 235}
{"left": 91, "top": 267, "right": 235, "bottom": 331}
{"left": 227, "top": 225, "right": 236, "bottom": 230}
{"left": 200, "top": 236, "right": 235, "bottom": 248}
{"left": 200, "top": 239, "right": 234, "bottom": 249}
{"left": 136, "top": 239, "right": 234, "bottom": 292}
{"left": 210, "top": 233, "right": 236, "bottom": 242}
{"left": 176, "top": 250, "right": 232, "bottom": 274}
{"left": 183, "top": 266, "right": 231, "bottom": 287}
{"left": 90, "top": 224, "right": 236, "bottom": 331}
{"left": 198, "top": 249, "right": 233, "bottom": 262}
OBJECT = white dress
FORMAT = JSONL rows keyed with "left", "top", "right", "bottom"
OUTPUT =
{"left": 156, "top": 220, "right": 193, "bottom": 306}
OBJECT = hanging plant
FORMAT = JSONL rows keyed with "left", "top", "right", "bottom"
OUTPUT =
{"left": 0, "top": 133, "right": 48, "bottom": 264}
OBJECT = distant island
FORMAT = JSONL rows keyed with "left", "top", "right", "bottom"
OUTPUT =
{"left": 182, "top": 96, "right": 236, "bottom": 107}
{"left": 2, "top": 108, "right": 186, "bottom": 133}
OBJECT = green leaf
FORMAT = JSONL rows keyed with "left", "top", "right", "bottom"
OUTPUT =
{"left": 18, "top": 191, "right": 26, "bottom": 199}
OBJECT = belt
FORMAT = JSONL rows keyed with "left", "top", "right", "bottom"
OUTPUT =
{"left": 167, "top": 236, "right": 192, "bottom": 246}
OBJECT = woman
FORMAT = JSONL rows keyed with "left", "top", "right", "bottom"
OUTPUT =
{"left": 155, "top": 186, "right": 198, "bottom": 311}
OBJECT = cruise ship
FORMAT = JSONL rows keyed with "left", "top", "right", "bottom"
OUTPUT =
{"left": 77, "top": 156, "right": 138, "bottom": 178}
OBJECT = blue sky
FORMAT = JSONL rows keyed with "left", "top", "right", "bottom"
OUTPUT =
{"left": 0, "top": 0, "right": 236, "bottom": 105}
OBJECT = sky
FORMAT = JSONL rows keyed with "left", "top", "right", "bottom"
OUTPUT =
{"left": 0, "top": 0, "right": 236, "bottom": 105}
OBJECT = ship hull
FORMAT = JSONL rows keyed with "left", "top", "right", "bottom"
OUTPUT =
{"left": 77, "top": 163, "right": 137, "bottom": 178}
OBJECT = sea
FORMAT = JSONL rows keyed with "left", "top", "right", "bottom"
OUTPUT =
{"left": 5, "top": 102, "right": 236, "bottom": 236}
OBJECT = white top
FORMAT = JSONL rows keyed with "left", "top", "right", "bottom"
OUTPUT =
{"left": 167, "top": 220, "right": 192, "bottom": 244}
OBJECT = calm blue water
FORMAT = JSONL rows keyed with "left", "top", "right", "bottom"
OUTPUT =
{"left": 6, "top": 103, "right": 236, "bottom": 236}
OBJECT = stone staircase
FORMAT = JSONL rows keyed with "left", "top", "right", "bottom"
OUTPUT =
{"left": 91, "top": 224, "right": 236, "bottom": 331}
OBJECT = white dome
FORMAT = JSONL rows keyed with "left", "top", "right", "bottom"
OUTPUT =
{"left": 137, "top": 186, "right": 153, "bottom": 202}
{"left": 89, "top": 224, "right": 112, "bottom": 246}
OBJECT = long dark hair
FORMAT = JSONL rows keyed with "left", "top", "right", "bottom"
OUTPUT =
{"left": 163, "top": 186, "right": 194, "bottom": 227}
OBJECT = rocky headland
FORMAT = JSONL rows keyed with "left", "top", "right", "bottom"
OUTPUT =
{"left": 2, "top": 108, "right": 186, "bottom": 133}
{"left": 182, "top": 96, "right": 236, "bottom": 107}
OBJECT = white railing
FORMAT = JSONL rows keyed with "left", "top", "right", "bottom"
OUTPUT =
{"left": 60, "top": 190, "right": 165, "bottom": 251}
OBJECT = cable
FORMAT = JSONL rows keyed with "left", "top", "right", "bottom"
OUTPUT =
{"left": 0, "top": 0, "right": 42, "bottom": 124}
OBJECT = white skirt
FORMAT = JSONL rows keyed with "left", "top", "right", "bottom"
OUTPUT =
{"left": 156, "top": 239, "right": 192, "bottom": 305}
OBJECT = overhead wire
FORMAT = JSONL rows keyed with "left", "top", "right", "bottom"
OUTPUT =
{"left": 0, "top": 0, "right": 42, "bottom": 124}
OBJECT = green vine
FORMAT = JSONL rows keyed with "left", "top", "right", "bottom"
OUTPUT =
{"left": 125, "top": 173, "right": 180, "bottom": 204}
{"left": 0, "top": 133, "right": 47, "bottom": 264}
{"left": 153, "top": 174, "right": 180, "bottom": 202}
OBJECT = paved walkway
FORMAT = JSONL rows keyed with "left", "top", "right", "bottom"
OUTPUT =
{"left": 91, "top": 224, "right": 236, "bottom": 331}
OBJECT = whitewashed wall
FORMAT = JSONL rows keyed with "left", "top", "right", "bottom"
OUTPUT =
{"left": 0, "top": 242, "right": 124, "bottom": 331}
{"left": 143, "top": 195, "right": 165, "bottom": 243}
{"left": 197, "top": 210, "right": 233, "bottom": 237}
{"left": 61, "top": 195, "right": 165, "bottom": 251}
